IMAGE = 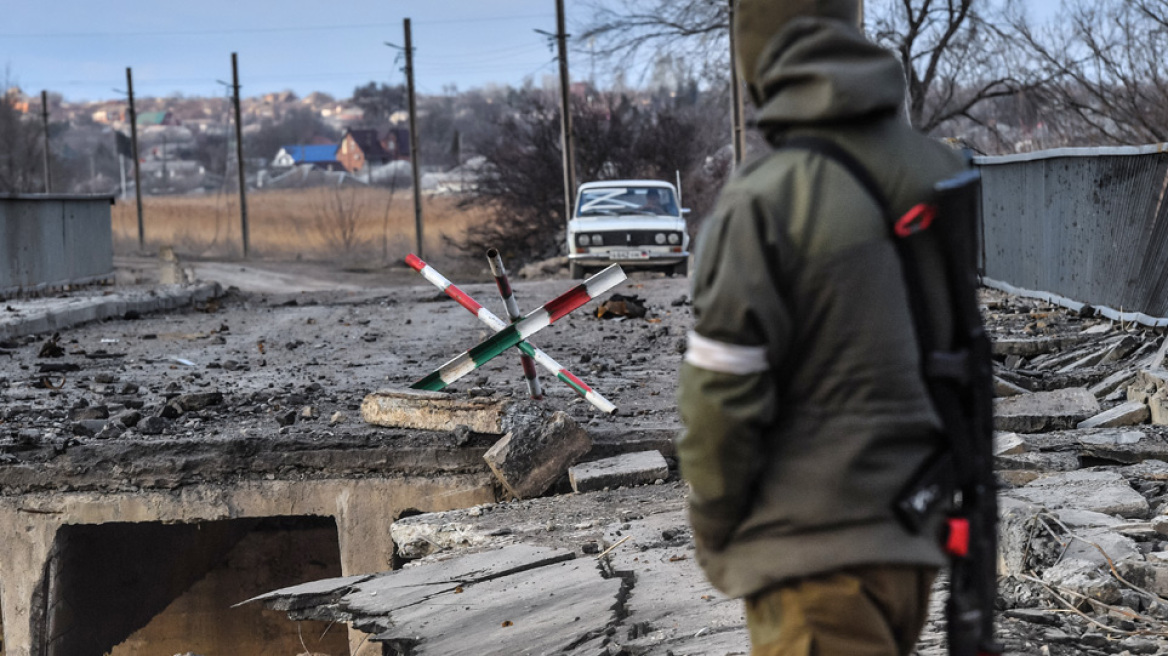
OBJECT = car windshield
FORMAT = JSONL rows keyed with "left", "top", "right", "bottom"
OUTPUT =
{"left": 576, "top": 186, "right": 678, "bottom": 217}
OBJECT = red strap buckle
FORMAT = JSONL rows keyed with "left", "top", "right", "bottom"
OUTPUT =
{"left": 946, "top": 517, "right": 970, "bottom": 558}
{"left": 895, "top": 203, "right": 936, "bottom": 238}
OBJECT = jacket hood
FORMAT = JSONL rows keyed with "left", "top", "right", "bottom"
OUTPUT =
{"left": 748, "top": 17, "right": 906, "bottom": 129}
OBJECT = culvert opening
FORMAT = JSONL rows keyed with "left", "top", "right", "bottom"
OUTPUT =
{"left": 39, "top": 515, "right": 348, "bottom": 656}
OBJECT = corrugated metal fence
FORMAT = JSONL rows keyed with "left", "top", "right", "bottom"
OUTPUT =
{"left": 976, "top": 145, "right": 1168, "bottom": 325}
{"left": 1, "top": 194, "right": 115, "bottom": 296}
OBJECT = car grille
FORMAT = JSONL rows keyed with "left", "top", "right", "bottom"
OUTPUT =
{"left": 592, "top": 230, "right": 667, "bottom": 246}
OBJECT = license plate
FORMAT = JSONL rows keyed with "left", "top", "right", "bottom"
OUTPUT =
{"left": 609, "top": 249, "right": 649, "bottom": 260}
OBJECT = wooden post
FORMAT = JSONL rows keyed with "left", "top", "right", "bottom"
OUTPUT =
{"left": 404, "top": 18, "right": 424, "bottom": 258}
{"left": 126, "top": 68, "right": 145, "bottom": 250}
{"left": 40, "top": 90, "right": 52, "bottom": 193}
{"left": 728, "top": 0, "right": 745, "bottom": 168}
{"left": 231, "top": 52, "right": 250, "bottom": 259}
{"left": 555, "top": 0, "right": 576, "bottom": 223}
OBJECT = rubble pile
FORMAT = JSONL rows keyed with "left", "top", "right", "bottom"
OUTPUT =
{"left": 954, "top": 291, "right": 1168, "bottom": 655}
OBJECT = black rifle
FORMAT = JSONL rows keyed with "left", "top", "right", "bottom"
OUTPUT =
{"left": 894, "top": 170, "right": 1000, "bottom": 656}
{"left": 779, "top": 137, "right": 1000, "bottom": 656}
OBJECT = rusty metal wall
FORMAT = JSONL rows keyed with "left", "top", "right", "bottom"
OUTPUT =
{"left": 0, "top": 195, "right": 115, "bottom": 295}
{"left": 976, "top": 145, "right": 1168, "bottom": 324}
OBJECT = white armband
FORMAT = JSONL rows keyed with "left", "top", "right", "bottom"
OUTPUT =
{"left": 684, "top": 331, "right": 769, "bottom": 375}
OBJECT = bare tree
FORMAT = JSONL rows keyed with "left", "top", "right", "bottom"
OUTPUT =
{"left": 311, "top": 185, "right": 369, "bottom": 257}
{"left": 0, "top": 83, "right": 45, "bottom": 193}
{"left": 1015, "top": 0, "right": 1168, "bottom": 145}
{"left": 582, "top": 0, "right": 1046, "bottom": 146}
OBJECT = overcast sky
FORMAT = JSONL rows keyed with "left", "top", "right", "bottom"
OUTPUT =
{"left": 2, "top": 0, "right": 1063, "bottom": 103}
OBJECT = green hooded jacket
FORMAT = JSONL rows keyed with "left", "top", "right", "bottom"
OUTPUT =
{"left": 676, "top": 16, "right": 966, "bottom": 598}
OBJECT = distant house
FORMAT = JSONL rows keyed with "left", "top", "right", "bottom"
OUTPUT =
{"left": 272, "top": 144, "right": 343, "bottom": 171}
{"left": 337, "top": 128, "right": 394, "bottom": 172}
{"left": 384, "top": 128, "right": 412, "bottom": 161}
{"left": 137, "top": 110, "right": 180, "bottom": 127}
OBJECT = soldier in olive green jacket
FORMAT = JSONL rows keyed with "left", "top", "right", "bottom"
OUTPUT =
{"left": 677, "top": 1, "right": 967, "bottom": 653}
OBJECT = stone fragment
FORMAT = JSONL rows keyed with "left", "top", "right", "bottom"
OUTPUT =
{"left": 994, "top": 377, "right": 1028, "bottom": 397}
{"left": 1089, "top": 371, "right": 1136, "bottom": 399}
{"left": 993, "top": 336, "right": 1059, "bottom": 357}
{"left": 138, "top": 416, "right": 168, "bottom": 435}
{"left": 363, "top": 389, "right": 514, "bottom": 434}
{"left": 1011, "top": 470, "right": 1149, "bottom": 518}
{"left": 1078, "top": 402, "right": 1150, "bottom": 429}
{"left": 300, "top": 406, "right": 319, "bottom": 419}
{"left": 993, "top": 388, "right": 1100, "bottom": 433}
{"left": 1150, "top": 389, "right": 1168, "bottom": 426}
{"left": 1102, "top": 335, "right": 1140, "bottom": 364}
{"left": 1079, "top": 431, "right": 1168, "bottom": 465}
{"left": 1040, "top": 558, "right": 1121, "bottom": 604}
{"left": 1129, "top": 369, "right": 1168, "bottom": 404}
{"left": 115, "top": 409, "right": 141, "bottom": 428}
{"left": 1060, "top": 528, "right": 1140, "bottom": 566}
{"left": 569, "top": 451, "right": 670, "bottom": 493}
{"left": 329, "top": 411, "right": 345, "bottom": 426}
{"left": 276, "top": 410, "right": 297, "bottom": 427}
{"left": 993, "top": 432, "right": 1026, "bottom": 456}
{"left": 483, "top": 411, "right": 591, "bottom": 499}
{"left": 176, "top": 391, "right": 223, "bottom": 411}
{"left": 70, "top": 405, "right": 109, "bottom": 421}
{"left": 159, "top": 402, "right": 182, "bottom": 419}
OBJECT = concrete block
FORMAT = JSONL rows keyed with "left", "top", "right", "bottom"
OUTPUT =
{"left": 994, "top": 376, "right": 1028, "bottom": 397}
{"left": 993, "top": 336, "right": 1060, "bottom": 357}
{"left": 361, "top": 389, "right": 513, "bottom": 434}
{"left": 1128, "top": 369, "right": 1168, "bottom": 404}
{"left": 994, "top": 432, "right": 1026, "bottom": 456}
{"left": 1010, "top": 469, "right": 1149, "bottom": 518}
{"left": 1091, "top": 370, "right": 1136, "bottom": 399}
{"left": 1041, "top": 558, "right": 1122, "bottom": 604}
{"left": 483, "top": 411, "right": 591, "bottom": 499}
{"left": 1151, "top": 390, "right": 1168, "bottom": 426}
{"left": 1078, "top": 401, "right": 1150, "bottom": 429}
{"left": 994, "top": 388, "right": 1100, "bottom": 433}
{"left": 569, "top": 450, "right": 669, "bottom": 493}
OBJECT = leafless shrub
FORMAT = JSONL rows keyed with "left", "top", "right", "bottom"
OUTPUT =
{"left": 310, "top": 185, "right": 370, "bottom": 257}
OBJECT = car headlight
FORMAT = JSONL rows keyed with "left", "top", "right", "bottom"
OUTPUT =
{"left": 654, "top": 233, "right": 666, "bottom": 245}
{"left": 577, "top": 233, "right": 589, "bottom": 246}
{"left": 590, "top": 234, "right": 603, "bottom": 246}
{"left": 668, "top": 232, "right": 681, "bottom": 245}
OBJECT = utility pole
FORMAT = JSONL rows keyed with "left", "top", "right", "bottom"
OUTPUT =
{"left": 403, "top": 19, "right": 424, "bottom": 258}
{"left": 231, "top": 52, "right": 250, "bottom": 259}
{"left": 728, "top": 0, "right": 745, "bottom": 168}
{"left": 555, "top": 0, "right": 576, "bottom": 224}
{"left": 126, "top": 67, "right": 145, "bottom": 250}
{"left": 40, "top": 90, "right": 52, "bottom": 193}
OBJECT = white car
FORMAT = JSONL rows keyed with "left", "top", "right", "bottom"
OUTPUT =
{"left": 566, "top": 180, "right": 691, "bottom": 279}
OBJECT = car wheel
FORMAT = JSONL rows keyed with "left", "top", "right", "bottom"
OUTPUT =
{"left": 672, "top": 260, "right": 688, "bottom": 277}
{"left": 570, "top": 261, "right": 585, "bottom": 279}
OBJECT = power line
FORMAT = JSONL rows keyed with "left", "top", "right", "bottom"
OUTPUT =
{"left": 0, "top": 14, "right": 555, "bottom": 39}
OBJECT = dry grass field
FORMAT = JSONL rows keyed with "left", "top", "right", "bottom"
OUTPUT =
{"left": 110, "top": 188, "right": 490, "bottom": 266}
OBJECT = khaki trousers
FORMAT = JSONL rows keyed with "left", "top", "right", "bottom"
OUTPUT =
{"left": 744, "top": 565, "right": 937, "bottom": 656}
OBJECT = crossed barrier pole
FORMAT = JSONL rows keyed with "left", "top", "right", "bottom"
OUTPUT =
{"left": 487, "top": 248, "right": 544, "bottom": 400}
{"left": 404, "top": 253, "right": 621, "bottom": 414}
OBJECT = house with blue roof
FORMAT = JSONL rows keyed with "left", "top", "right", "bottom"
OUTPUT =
{"left": 271, "top": 144, "right": 343, "bottom": 171}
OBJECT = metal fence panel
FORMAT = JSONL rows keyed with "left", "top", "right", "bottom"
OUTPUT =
{"left": 0, "top": 195, "right": 115, "bottom": 295}
{"left": 977, "top": 146, "right": 1168, "bottom": 320}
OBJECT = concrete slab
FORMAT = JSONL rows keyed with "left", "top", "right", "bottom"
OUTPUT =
{"left": 0, "top": 282, "right": 221, "bottom": 340}
{"left": 1090, "top": 370, "right": 1136, "bottom": 398}
{"left": 361, "top": 389, "right": 513, "bottom": 434}
{"left": 255, "top": 544, "right": 627, "bottom": 656}
{"left": 483, "top": 411, "right": 591, "bottom": 499}
{"left": 993, "top": 388, "right": 1100, "bottom": 433}
{"left": 1009, "top": 470, "right": 1149, "bottom": 518}
{"left": 1078, "top": 401, "right": 1150, "bottom": 429}
{"left": 569, "top": 450, "right": 669, "bottom": 493}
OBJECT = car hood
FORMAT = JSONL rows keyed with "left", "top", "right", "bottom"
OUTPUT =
{"left": 569, "top": 215, "right": 686, "bottom": 233}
